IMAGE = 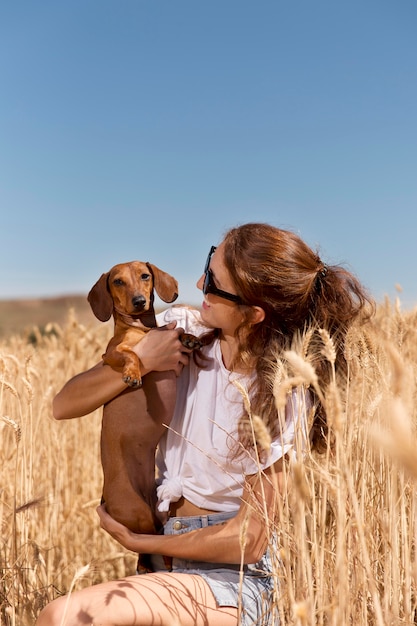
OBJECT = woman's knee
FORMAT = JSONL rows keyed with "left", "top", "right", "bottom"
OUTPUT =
{"left": 35, "top": 596, "right": 71, "bottom": 625}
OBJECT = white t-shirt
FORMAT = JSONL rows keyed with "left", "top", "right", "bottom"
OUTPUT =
{"left": 155, "top": 306, "right": 309, "bottom": 513}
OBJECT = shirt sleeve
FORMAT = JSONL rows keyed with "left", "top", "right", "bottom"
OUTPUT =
{"left": 156, "top": 305, "right": 205, "bottom": 335}
{"left": 239, "top": 386, "right": 312, "bottom": 475}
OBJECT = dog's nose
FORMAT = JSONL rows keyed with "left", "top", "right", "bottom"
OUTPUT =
{"left": 132, "top": 295, "right": 147, "bottom": 310}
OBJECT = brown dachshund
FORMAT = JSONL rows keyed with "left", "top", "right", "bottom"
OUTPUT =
{"left": 88, "top": 261, "right": 201, "bottom": 537}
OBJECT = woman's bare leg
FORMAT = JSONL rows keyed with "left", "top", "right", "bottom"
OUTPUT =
{"left": 35, "top": 572, "right": 238, "bottom": 626}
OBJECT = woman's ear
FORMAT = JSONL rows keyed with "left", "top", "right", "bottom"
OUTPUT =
{"left": 249, "top": 306, "right": 265, "bottom": 325}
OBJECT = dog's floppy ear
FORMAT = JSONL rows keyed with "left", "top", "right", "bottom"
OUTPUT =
{"left": 87, "top": 272, "right": 114, "bottom": 321}
{"left": 147, "top": 263, "right": 179, "bottom": 303}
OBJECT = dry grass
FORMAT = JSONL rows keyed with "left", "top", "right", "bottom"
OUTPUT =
{"left": 0, "top": 310, "right": 136, "bottom": 625}
{"left": 1, "top": 299, "right": 417, "bottom": 624}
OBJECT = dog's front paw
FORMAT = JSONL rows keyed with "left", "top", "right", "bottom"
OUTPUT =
{"left": 123, "top": 371, "right": 143, "bottom": 388}
{"left": 180, "top": 333, "right": 203, "bottom": 350}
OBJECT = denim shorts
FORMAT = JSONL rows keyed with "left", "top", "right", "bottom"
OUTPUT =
{"left": 148, "top": 511, "right": 278, "bottom": 626}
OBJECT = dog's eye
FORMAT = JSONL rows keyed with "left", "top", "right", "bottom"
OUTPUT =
{"left": 113, "top": 278, "right": 125, "bottom": 286}
{"left": 141, "top": 274, "right": 151, "bottom": 281}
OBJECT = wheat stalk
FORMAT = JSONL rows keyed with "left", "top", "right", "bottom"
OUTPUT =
{"left": 59, "top": 564, "right": 91, "bottom": 626}
{"left": 1, "top": 303, "right": 417, "bottom": 624}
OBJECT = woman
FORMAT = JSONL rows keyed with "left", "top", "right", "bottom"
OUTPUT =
{"left": 36, "top": 223, "right": 373, "bottom": 625}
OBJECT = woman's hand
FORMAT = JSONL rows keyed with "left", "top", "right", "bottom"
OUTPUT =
{"left": 96, "top": 504, "right": 140, "bottom": 552}
{"left": 134, "top": 321, "right": 193, "bottom": 377}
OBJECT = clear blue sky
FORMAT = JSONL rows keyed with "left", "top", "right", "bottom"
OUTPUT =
{"left": 1, "top": 0, "right": 416, "bottom": 309}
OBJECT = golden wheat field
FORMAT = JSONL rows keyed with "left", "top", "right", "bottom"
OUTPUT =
{"left": 1, "top": 299, "right": 417, "bottom": 625}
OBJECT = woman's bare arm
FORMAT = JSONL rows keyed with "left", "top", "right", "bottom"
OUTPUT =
{"left": 53, "top": 362, "right": 128, "bottom": 420}
{"left": 53, "top": 322, "right": 191, "bottom": 420}
{"left": 97, "top": 459, "right": 286, "bottom": 565}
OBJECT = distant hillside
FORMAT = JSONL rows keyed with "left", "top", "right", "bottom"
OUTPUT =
{"left": 0, "top": 294, "right": 96, "bottom": 338}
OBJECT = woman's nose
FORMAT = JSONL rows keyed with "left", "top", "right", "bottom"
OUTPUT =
{"left": 196, "top": 274, "right": 204, "bottom": 291}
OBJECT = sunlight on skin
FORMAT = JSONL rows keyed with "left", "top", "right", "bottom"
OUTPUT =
{"left": 35, "top": 573, "right": 239, "bottom": 626}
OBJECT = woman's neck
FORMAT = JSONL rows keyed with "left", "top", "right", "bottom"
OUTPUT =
{"left": 219, "top": 334, "right": 254, "bottom": 374}
{"left": 219, "top": 335, "right": 236, "bottom": 370}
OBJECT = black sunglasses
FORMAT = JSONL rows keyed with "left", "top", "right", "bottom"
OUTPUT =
{"left": 203, "top": 246, "right": 243, "bottom": 304}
